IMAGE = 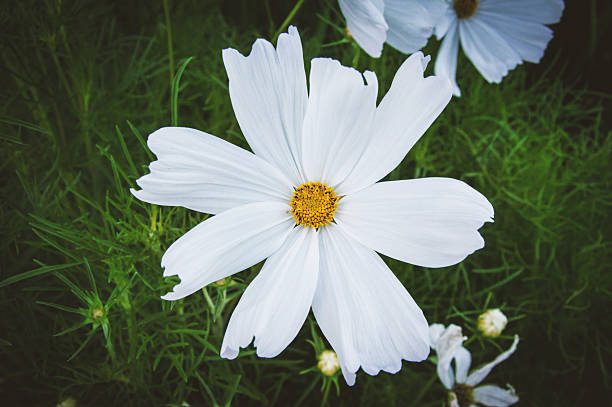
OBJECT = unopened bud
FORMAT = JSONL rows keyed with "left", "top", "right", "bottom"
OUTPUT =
{"left": 91, "top": 308, "right": 104, "bottom": 320}
{"left": 57, "top": 397, "right": 77, "bottom": 407}
{"left": 478, "top": 309, "right": 508, "bottom": 337}
{"left": 345, "top": 26, "right": 353, "bottom": 40}
{"left": 317, "top": 350, "right": 340, "bottom": 376}
{"left": 214, "top": 277, "right": 230, "bottom": 287}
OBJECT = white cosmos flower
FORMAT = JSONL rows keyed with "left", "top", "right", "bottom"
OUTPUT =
{"left": 432, "top": 0, "right": 565, "bottom": 96}
{"left": 339, "top": 1, "right": 564, "bottom": 97}
{"left": 131, "top": 26, "right": 495, "bottom": 385}
{"left": 338, "top": 0, "right": 440, "bottom": 58}
{"left": 430, "top": 324, "right": 520, "bottom": 407}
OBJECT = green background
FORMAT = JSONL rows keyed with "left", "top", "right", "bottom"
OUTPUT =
{"left": 1, "top": 0, "right": 611, "bottom": 405}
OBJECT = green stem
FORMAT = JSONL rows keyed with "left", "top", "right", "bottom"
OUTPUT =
{"left": 170, "top": 57, "right": 193, "bottom": 126}
{"left": 320, "top": 378, "right": 332, "bottom": 407}
{"left": 163, "top": 0, "right": 175, "bottom": 90}
{"left": 351, "top": 44, "right": 360, "bottom": 68}
{"left": 408, "top": 373, "right": 438, "bottom": 407}
{"left": 273, "top": 0, "right": 306, "bottom": 41}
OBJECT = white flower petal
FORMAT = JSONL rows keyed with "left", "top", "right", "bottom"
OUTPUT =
{"left": 429, "top": 323, "right": 446, "bottom": 347}
{"left": 160, "top": 202, "right": 294, "bottom": 301}
{"left": 466, "top": 335, "right": 520, "bottom": 386}
{"left": 459, "top": 17, "right": 522, "bottom": 84}
{"left": 338, "top": 0, "right": 388, "bottom": 58}
{"left": 434, "top": 20, "right": 461, "bottom": 97}
{"left": 312, "top": 224, "right": 430, "bottom": 386}
{"left": 338, "top": 53, "right": 452, "bottom": 194}
{"left": 473, "top": 384, "right": 519, "bottom": 407}
{"left": 220, "top": 226, "right": 319, "bottom": 359}
{"left": 384, "top": 0, "right": 434, "bottom": 54}
{"left": 223, "top": 26, "right": 307, "bottom": 185}
{"left": 433, "top": 324, "right": 465, "bottom": 389}
{"left": 454, "top": 346, "right": 472, "bottom": 383}
{"left": 131, "top": 127, "right": 293, "bottom": 214}
{"left": 301, "top": 58, "right": 378, "bottom": 189}
{"left": 478, "top": 9, "right": 554, "bottom": 63}
{"left": 433, "top": 2, "right": 457, "bottom": 39}
{"left": 418, "top": 0, "right": 450, "bottom": 21}
{"left": 336, "top": 178, "right": 494, "bottom": 268}
{"left": 479, "top": 0, "right": 564, "bottom": 25}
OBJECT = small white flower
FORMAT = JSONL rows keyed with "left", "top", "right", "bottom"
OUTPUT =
{"left": 430, "top": 324, "right": 520, "bottom": 407}
{"left": 432, "top": 0, "right": 565, "bottom": 96}
{"left": 132, "top": 26, "right": 494, "bottom": 385}
{"left": 318, "top": 350, "right": 341, "bottom": 376}
{"left": 478, "top": 308, "right": 508, "bottom": 337}
{"left": 338, "top": 0, "right": 438, "bottom": 57}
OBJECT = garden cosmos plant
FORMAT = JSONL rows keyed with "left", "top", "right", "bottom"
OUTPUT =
{"left": 131, "top": 26, "right": 495, "bottom": 385}
{"left": 339, "top": 0, "right": 565, "bottom": 97}
{"left": 430, "top": 324, "right": 520, "bottom": 406}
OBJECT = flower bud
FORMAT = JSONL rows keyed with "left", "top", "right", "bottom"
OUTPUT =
{"left": 57, "top": 397, "right": 77, "bottom": 407}
{"left": 317, "top": 350, "right": 340, "bottom": 376}
{"left": 478, "top": 309, "right": 508, "bottom": 337}
{"left": 91, "top": 307, "right": 105, "bottom": 321}
{"left": 345, "top": 26, "right": 353, "bottom": 40}
{"left": 214, "top": 277, "right": 230, "bottom": 287}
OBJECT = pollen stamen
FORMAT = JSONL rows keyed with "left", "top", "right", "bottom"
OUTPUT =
{"left": 453, "top": 0, "right": 479, "bottom": 19}
{"left": 290, "top": 181, "right": 339, "bottom": 228}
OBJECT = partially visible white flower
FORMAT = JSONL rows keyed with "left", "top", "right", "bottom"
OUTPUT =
{"left": 430, "top": 324, "right": 520, "bottom": 407}
{"left": 318, "top": 350, "right": 341, "bottom": 376}
{"left": 339, "top": 1, "right": 565, "bottom": 96}
{"left": 432, "top": 0, "right": 565, "bottom": 96}
{"left": 429, "top": 323, "right": 467, "bottom": 387}
{"left": 478, "top": 308, "right": 508, "bottom": 337}
{"left": 338, "top": 0, "right": 438, "bottom": 57}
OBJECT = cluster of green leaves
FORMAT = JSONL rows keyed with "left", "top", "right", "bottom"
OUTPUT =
{"left": 1, "top": 0, "right": 610, "bottom": 406}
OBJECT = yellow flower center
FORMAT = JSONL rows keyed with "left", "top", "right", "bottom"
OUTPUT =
{"left": 452, "top": 383, "right": 475, "bottom": 407}
{"left": 290, "top": 181, "right": 339, "bottom": 228}
{"left": 453, "top": 0, "right": 479, "bottom": 19}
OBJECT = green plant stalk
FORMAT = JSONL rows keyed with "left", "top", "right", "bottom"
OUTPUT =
{"left": 163, "top": 0, "right": 175, "bottom": 90}
{"left": 274, "top": 0, "right": 306, "bottom": 41}
{"left": 170, "top": 57, "right": 194, "bottom": 126}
